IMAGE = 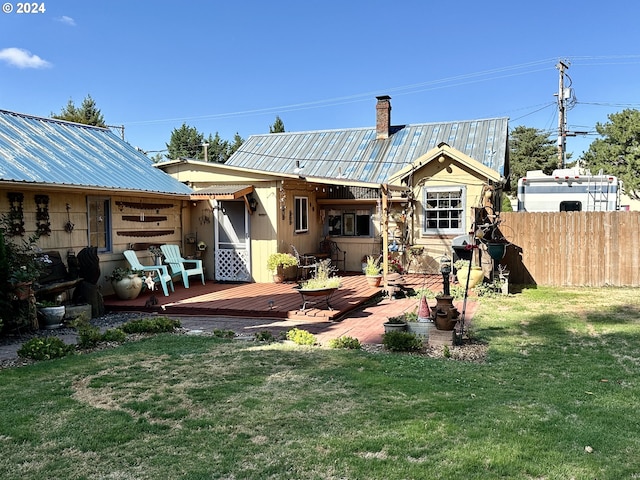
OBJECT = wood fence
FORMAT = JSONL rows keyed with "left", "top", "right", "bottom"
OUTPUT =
{"left": 498, "top": 211, "right": 640, "bottom": 287}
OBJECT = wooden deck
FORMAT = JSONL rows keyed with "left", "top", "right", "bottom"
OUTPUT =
{"left": 104, "top": 273, "right": 443, "bottom": 322}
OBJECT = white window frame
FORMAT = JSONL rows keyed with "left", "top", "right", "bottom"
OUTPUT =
{"left": 294, "top": 196, "right": 309, "bottom": 233}
{"left": 422, "top": 185, "right": 466, "bottom": 235}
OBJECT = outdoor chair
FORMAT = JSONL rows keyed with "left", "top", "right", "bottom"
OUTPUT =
{"left": 160, "top": 244, "right": 205, "bottom": 289}
{"left": 123, "top": 250, "right": 174, "bottom": 296}
{"left": 319, "top": 237, "right": 346, "bottom": 272}
{"left": 290, "top": 245, "right": 317, "bottom": 281}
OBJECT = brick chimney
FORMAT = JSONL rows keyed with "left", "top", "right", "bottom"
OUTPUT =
{"left": 376, "top": 95, "right": 392, "bottom": 139}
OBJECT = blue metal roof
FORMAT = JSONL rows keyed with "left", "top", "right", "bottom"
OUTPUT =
{"left": 0, "top": 109, "right": 193, "bottom": 195}
{"left": 226, "top": 117, "right": 509, "bottom": 184}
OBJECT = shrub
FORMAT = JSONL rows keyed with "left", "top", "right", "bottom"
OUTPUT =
{"left": 102, "top": 328, "right": 126, "bottom": 343}
{"left": 17, "top": 337, "right": 75, "bottom": 360}
{"left": 121, "top": 316, "right": 181, "bottom": 334}
{"left": 212, "top": 329, "right": 235, "bottom": 338}
{"left": 286, "top": 327, "right": 316, "bottom": 346}
{"left": 254, "top": 330, "right": 275, "bottom": 342}
{"left": 382, "top": 331, "right": 423, "bottom": 352}
{"left": 328, "top": 336, "right": 362, "bottom": 350}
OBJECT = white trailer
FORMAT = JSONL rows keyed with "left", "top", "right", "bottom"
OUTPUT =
{"left": 517, "top": 168, "right": 622, "bottom": 212}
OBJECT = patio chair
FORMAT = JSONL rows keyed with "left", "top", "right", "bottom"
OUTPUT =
{"left": 160, "top": 244, "right": 205, "bottom": 288}
{"left": 290, "top": 245, "right": 317, "bottom": 281}
{"left": 319, "top": 237, "right": 346, "bottom": 272}
{"left": 123, "top": 250, "right": 174, "bottom": 296}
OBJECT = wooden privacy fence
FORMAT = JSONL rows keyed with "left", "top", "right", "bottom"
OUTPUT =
{"left": 498, "top": 211, "right": 640, "bottom": 287}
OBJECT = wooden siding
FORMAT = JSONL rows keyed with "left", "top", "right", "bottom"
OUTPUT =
{"left": 499, "top": 211, "right": 640, "bottom": 287}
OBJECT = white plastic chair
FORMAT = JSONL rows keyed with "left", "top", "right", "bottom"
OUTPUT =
{"left": 123, "top": 250, "right": 174, "bottom": 296}
{"left": 160, "top": 244, "right": 205, "bottom": 288}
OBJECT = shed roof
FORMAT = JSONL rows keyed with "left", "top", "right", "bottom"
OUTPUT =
{"left": 0, "top": 109, "right": 193, "bottom": 196}
{"left": 225, "top": 117, "right": 509, "bottom": 184}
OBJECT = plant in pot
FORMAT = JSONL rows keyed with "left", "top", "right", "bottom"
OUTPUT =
{"left": 383, "top": 314, "right": 408, "bottom": 333}
{"left": 267, "top": 253, "right": 298, "bottom": 283}
{"left": 404, "top": 307, "right": 434, "bottom": 338}
{"left": 364, "top": 255, "right": 382, "bottom": 287}
{"left": 454, "top": 259, "right": 484, "bottom": 289}
{"left": 108, "top": 267, "right": 143, "bottom": 300}
{"left": 36, "top": 299, "right": 65, "bottom": 330}
{"left": 297, "top": 259, "right": 341, "bottom": 291}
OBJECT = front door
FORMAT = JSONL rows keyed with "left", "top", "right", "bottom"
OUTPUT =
{"left": 214, "top": 200, "right": 251, "bottom": 281}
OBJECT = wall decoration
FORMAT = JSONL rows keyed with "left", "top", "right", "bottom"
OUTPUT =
{"left": 64, "top": 203, "right": 75, "bottom": 233}
{"left": 7, "top": 192, "right": 25, "bottom": 236}
{"left": 35, "top": 195, "right": 51, "bottom": 236}
{"left": 343, "top": 213, "right": 355, "bottom": 236}
{"left": 116, "top": 230, "right": 175, "bottom": 237}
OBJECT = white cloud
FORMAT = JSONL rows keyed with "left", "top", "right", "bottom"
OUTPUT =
{"left": 56, "top": 16, "right": 76, "bottom": 26}
{"left": 0, "top": 48, "right": 52, "bottom": 69}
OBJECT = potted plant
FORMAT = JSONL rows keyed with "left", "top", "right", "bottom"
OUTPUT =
{"left": 108, "top": 267, "right": 143, "bottom": 300}
{"left": 454, "top": 259, "right": 484, "bottom": 289}
{"left": 383, "top": 314, "right": 407, "bottom": 333}
{"left": 267, "top": 252, "right": 297, "bottom": 283}
{"left": 36, "top": 299, "right": 65, "bottom": 330}
{"left": 364, "top": 255, "right": 382, "bottom": 287}
{"left": 294, "top": 259, "right": 342, "bottom": 310}
{"left": 404, "top": 307, "right": 434, "bottom": 339}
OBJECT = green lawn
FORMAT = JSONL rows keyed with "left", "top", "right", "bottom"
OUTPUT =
{"left": 0, "top": 286, "right": 639, "bottom": 479}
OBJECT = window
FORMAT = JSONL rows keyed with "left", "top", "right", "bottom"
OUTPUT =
{"left": 327, "top": 208, "right": 372, "bottom": 237}
{"left": 422, "top": 186, "right": 466, "bottom": 234}
{"left": 294, "top": 196, "right": 308, "bottom": 233}
{"left": 560, "top": 201, "right": 581, "bottom": 212}
{"left": 87, "top": 196, "right": 111, "bottom": 252}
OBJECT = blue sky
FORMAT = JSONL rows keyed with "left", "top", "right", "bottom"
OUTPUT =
{"left": 1, "top": 0, "right": 639, "bottom": 160}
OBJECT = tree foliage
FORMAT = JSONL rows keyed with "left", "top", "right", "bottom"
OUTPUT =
{"left": 269, "top": 115, "right": 285, "bottom": 133}
{"left": 166, "top": 123, "right": 205, "bottom": 160}
{"left": 508, "top": 126, "right": 557, "bottom": 190}
{"left": 582, "top": 109, "right": 640, "bottom": 200}
{"left": 51, "top": 94, "right": 106, "bottom": 127}
{"left": 166, "top": 123, "right": 244, "bottom": 163}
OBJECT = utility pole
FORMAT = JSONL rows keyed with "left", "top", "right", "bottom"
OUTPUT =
{"left": 556, "top": 60, "right": 569, "bottom": 169}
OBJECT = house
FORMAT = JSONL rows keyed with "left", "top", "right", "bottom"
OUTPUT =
{"left": 0, "top": 109, "right": 195, "bottom": 297}
{"left": 157, "top": 96, "right": 509, "bottom": 283}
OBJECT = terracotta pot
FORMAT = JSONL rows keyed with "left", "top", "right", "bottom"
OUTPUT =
{"left": 434, "top": 312, "right": 457, "bottom": 331}
{"left": 112, "top": 275, "right": 143, "bottom": 300}
{"left": 13, "top": 281, "right": 33, "bottom": 301}
{"left": 366, "top": 275, "right": 382, "bottom": 287}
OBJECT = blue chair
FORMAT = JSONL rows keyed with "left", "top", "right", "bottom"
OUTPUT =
{"left": 160, "top": 244, "right": 205, "bottom": 288}
{"left": 123, "top": 250, "right": 174, "bottom": 296}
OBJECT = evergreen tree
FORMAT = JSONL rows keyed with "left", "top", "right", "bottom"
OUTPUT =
{"left": 52, "top": 94, "right": 106, "bottom": 127}
{"left": 228, "top": 132, "right": 244, "bottom": 158}
{"left": 269, "top": 116, "right": 285, "bottom": 133}
{"left": 582, "top": 109, "right": 640, "bottom": 200}
{"left": 508, "top": 126, "right": 557, "bottom": 190}
{"left": 166, "top": 123, "right": 204, "bottom": 160}
{"left": 206, "top": 132, "right": 229, "bottom": 163}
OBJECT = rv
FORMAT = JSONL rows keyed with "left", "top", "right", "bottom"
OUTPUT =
{"left": 517, "top": 168, "right": 622, "bottom": 212}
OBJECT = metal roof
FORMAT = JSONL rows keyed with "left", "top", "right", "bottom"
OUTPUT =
{"left": 0, "top": 109, "right": 193, "bottom": 195}
{"left": 225, "top": 117, "right": 509, "bottom": 184}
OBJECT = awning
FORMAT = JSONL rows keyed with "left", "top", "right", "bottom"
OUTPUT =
{"left": 190, "top": 185, "right": 257, "bottom": 214}
{"left": 190, "top": 184, "right": 254, "bottom": 200}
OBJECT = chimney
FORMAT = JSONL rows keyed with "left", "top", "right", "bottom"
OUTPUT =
{"left": 376, "top": 95, "right": 392, "bottom": 139}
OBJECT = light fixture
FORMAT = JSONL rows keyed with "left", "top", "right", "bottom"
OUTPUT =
{"left": 248, "top": 196, "right": 258, "bottom": 212}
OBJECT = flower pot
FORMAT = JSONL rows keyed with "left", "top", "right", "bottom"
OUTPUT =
{"left": 486, "top": 242, "right": 507, "bottom": 260}
{"left": 366, "top": 275, "right": 382, "bottom": 287}
{"left": 38, "top": 305, "right": 65, "bottom": 330}
{"left": 407, "top": 321, "right": 434, "bottom": 338}
{"left": 434, "top": 312, "right": 457, "bottom": 331}
{"left": 456, "top": 266, "right": 484, "bottom": 289}
{"left": 13, "top": 281, "right": 33, "bottom": 301}
{"left": 112, "top": 275, "right": 143, "bottom": 300}
{"left": 383, "top": 322, "right": 407, "bottom": 333}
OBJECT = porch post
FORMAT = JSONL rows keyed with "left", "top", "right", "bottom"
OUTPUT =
{"left": 381, "top": 184, "right": 389, "bottom": 281}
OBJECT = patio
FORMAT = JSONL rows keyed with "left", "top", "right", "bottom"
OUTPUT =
{"left": 103, "top": 273, "right": 478, "bottom": 345}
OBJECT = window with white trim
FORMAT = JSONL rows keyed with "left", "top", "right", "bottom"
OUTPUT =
{"left": 87, "top": 196, "right": 112, "bottom": 252}
{"left": 294, "top": 196, "right": 309, "bottom": 233}
{"left": 422, "top": 186, "right": 466, "bottom": 234}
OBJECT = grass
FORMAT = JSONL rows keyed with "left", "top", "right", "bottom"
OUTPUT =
{"left": 1, "top": 286, "right": 640, "bottom": 478}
